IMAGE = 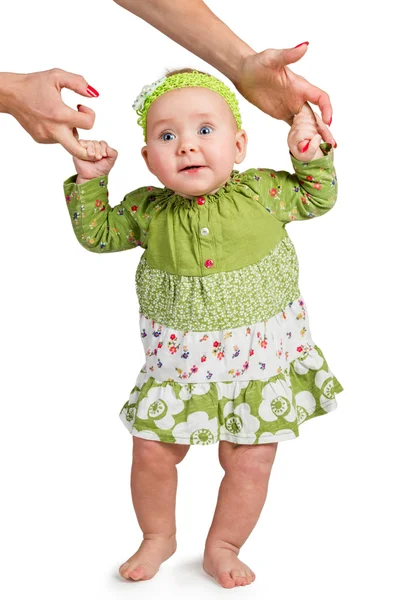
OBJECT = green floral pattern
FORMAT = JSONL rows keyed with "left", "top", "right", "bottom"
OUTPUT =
{"left": 120, "top": 345, "right": 343, "bottom": 445}
{"left": 136, "top": 236, "right": 300, "bottom": 331}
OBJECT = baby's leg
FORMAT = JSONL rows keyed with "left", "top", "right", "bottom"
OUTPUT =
{"left": 119, "top": 437, "right": 190, "bottom": 581}
{"left": 203, "top": 441, "right": 278, "bottom": 588}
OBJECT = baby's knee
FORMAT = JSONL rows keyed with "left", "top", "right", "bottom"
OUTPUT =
{"left": 132, "top": 436, "right": 188, "bottom": 469}
{"left": 219, "top": 442, "right": 277, "bottom": 479}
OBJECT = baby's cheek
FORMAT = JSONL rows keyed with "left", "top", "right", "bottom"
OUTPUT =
{"left": 147, "top": 150, "right": 167, "bottom": 174}
{"left": 151, "top": 155, "right": 176, "bottom": 187}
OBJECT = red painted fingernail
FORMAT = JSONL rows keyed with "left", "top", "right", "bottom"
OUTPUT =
{"left": 87, "top": 85, "right": 99, "bottom": 97}
{"left": 301, "top": 142, "right": 310, "bottom": 153}
{"left": 77, "top": 104, "right": 82, "bottom": 109}
{"left": 334, "top": 142, "right": 338, "bottom": 148}
{"left": 294, "top": 42, "right": 309, "bottom": 48}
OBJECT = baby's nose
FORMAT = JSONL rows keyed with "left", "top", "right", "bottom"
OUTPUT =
{"left": 178, "top": 138, "right": 199, "bottom": 154}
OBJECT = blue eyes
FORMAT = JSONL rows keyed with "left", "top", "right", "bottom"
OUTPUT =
{"left": 161, "top": 132, "right": 176, "bottom": 142}
{"left": 160, "top": 126, "right": 213, "bottom": 141}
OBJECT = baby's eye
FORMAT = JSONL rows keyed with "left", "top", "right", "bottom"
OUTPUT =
{"left": 199, "top": 126, "right": 213, "bottom": 135}
{"left": 161, "top": 132, "right": 176, "bottom": 142}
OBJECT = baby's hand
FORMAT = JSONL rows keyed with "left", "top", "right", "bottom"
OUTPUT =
{"left": 73, "top": 139, "right": 118, "bottom": 182}
{"left": 288, "top": 103, "right": 325, "bottom": 162}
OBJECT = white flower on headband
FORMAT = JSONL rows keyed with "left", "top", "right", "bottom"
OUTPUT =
{"left": 132, "top": 77, "right": 167, "bottom": 111}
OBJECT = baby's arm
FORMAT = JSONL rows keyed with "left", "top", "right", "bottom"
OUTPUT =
{"left": 246, "top": 105, "right": 337, "bottom": 223}
{"left": 64, "top": 139, "right": 152, "bottom": 252}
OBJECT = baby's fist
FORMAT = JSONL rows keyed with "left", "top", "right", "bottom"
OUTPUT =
{"left": 288, "top": 103, "right": 324, "bottom": 162}
{"left": 73, "top": 139, "right": 118, "bottom": 182}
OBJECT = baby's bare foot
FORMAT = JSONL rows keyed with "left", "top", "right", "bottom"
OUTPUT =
{"left": 119, "top": 534, "right": 177, "bottom": 582}
{"left": 203, "top": 544, "right": 256, "bottom": 588}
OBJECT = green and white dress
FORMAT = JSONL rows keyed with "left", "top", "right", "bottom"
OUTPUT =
{"left": 63, "top": 143, "right": 343, "bottom": 445}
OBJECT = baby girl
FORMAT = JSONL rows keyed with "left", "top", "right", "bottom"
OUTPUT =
{"left": 63, "top": 68, "right": 342, "bottom": 588}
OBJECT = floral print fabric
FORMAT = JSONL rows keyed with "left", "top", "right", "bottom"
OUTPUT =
{"left": 136, "top": 236, "right": 300, "bottom": 331}
{"left": 120, "top": 345, "right": 343, "bottom": 445}
{"left": 138, "top": 295, "right": 314, "bottom": 383}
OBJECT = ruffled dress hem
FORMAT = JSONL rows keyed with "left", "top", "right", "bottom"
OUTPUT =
{"left": 124, "top": 400, "right": 339, "bottom": 446}
{"left": 119, "top": 344, "right": 343, "bottom": 445}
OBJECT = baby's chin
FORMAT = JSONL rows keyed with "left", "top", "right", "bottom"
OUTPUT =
{"left": 172, "top": 186, "right": 219, "bottom": 198}
{"left": 157, "top": 171, "right": 232, "bottom": 198}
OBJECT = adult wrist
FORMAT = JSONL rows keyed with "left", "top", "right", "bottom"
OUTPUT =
{"left": 216, "top": 43, "right": 256, "bottom": 85}
{"left": 0, "top": 72, "right": 22, "bottom": 114}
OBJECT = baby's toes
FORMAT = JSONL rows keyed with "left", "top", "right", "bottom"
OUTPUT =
{"left": 119, "top": 562, "right": 145, "bottom": 581}
{"left": 245, "top": 568, "right": 255, "bottom": 583}
{"left": 218, "top": 571, "right": 235, "bottom": 588}
{"left": 232, "top": 569, "right": 247, "bottom": 586}
{"left": 119, "top": 562, "right": 134, "bottom": 579}
{"left": 119, "top": 563, "right": 130, "bottom": 579}
{"left": 128, "top": 565, "right": 146, "bottom": 581}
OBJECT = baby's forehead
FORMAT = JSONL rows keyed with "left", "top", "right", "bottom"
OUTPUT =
{"left": 147, "top": 87, "right": 234, "bottom": 125}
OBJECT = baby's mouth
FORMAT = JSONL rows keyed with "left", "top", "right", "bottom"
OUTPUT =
{"left": 180, "top": 165, "right": 206, "bottom": 172}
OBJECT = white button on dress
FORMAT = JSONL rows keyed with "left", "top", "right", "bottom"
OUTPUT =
{"left": 200, "top": 227, "right": 209, "bottom": 236}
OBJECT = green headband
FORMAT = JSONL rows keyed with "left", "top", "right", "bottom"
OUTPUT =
{"left": 132, "top": 71, "right": 242, "bottom": 141}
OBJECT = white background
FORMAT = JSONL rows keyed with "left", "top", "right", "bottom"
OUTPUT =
{"left": 0, "top": 0, "right": 398, "bottom": 598}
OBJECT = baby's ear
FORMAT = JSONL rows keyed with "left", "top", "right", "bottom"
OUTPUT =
{"left": 141, "top": 146, "right": 154, "bottom": 174}
{"left": 234, "top": 129, "right": 248, "bottom": 165}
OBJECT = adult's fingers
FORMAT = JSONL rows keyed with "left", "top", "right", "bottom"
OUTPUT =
{"left": 64, "top": 104, "right": 96, "bottom": 130}
{"left": 313, "top": 112, "right": 336, "bottom": 147}
{"left": 56, "top": 127, "right": 92, "bottom": 159}
{"left": 271, "top": 45, "right": 333, "bottom": 125}
{"left": 303, "top": 84, "right": 332, "bottom": 126}
{"left": 51, "top": 68, "right": 99, "bottom": 98}
{"left": 262, "top": 46, "right": 333, "bottom": 126}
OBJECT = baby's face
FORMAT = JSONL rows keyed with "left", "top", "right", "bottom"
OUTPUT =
{"left": 141, "top": 87, "right": 247, "bottom": 198}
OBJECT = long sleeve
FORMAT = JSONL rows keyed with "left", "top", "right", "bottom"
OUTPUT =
{"left": 63, "top": 174, "right": 159, "bottom": 252}
{"left": 243, "top": 143, "right": 338, "bottom": 224}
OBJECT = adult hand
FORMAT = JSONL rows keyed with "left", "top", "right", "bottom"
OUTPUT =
{"left": 0, "top": 69, "right": 99, "bottom": 158}
{"left": 112, "top": 2, "right": 335, "bottom": 144}
{"left": 234, "top": 44, "right": 336, "bottom": 146}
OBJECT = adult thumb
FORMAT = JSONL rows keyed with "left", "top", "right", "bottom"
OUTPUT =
{"left": 274, "top": 42, "right": 309, "bottom": 68}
